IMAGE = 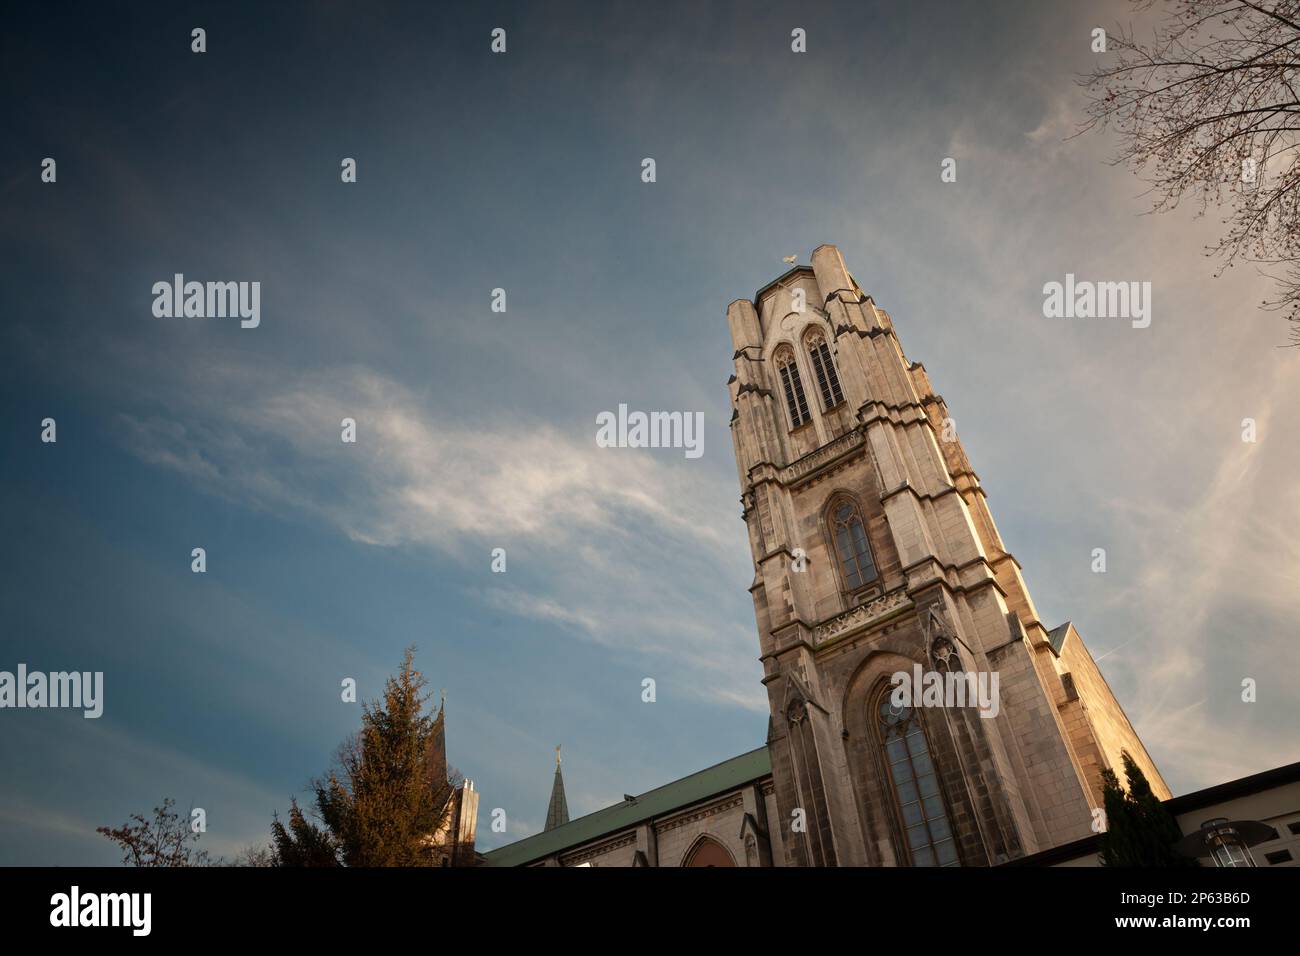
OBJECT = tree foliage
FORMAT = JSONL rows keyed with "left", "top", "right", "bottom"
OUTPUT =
{"left": 100, "top": 650, "right": 457, "bottom": 867}
{"left": 1081, "top": 0, "right": 1300, "bottom": 343}
{"left": 270, "top": 798, "right": 339, "bottom": 867}
{"left": 272, "top": 647, "right": 454, "bottom": 866}
{"left": 1099, "top": 752, "right": 1198, "bottom": 866}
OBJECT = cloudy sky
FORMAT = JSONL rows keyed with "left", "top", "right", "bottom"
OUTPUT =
{"left": 2, "top": 0, "right": 1297, "bottom": 864}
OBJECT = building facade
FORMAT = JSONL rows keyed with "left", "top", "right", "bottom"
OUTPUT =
{"left": 1013, "top": 761, "right": 1300, "bottom": 867}
{"left": 485, "top": 244, "right": 1177, "bottom": 867}
{"left": 724, "top": 243, "right": 1168, "bottom": 866}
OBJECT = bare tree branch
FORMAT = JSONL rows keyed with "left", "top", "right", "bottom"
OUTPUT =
{"left": 1081, "top": 0, "right": 1300, "bottom": 343}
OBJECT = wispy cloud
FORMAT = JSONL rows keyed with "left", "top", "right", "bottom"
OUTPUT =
{"left": 113, "top": 361, "right": 764, "bottom": 712}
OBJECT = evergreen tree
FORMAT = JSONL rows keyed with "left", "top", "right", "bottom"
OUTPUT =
{"left": 1099, "top": 752, "right": 1197, "bottom": 867}
{"left": 1098, "top": 768, "right": 1139, "bottom": 866}
{"left": 270, "top": 798, "right": 339, "bottom": 867}
{"left": 272, "top": 647, "right": 453, "bottom": 867}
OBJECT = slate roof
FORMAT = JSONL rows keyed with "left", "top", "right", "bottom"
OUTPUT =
{"left": 1047, "top": 621, "right": 1072, "bottom": 655}
{"left": 483, "top": 746, "right": 772, "bottom": 867}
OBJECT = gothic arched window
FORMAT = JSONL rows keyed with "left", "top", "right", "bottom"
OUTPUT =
{"left": 828, "top": 497, "right": 878, "bottom": 591}
{"left": 774, "top": 346, "right": 810, "bottom": 429}
{"left": 876, "top": 688, "right": 959, "bottom": 867}
{"left": 683, "top": 836, "right": 737, "bottom": 867}
{"left": 805, "top": 330, "right": 844, "bottom": 410}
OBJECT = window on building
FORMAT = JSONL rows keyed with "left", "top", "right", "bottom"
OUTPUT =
{"left": 683, "top": 836, "right": 736, "bottom": 867}
{"left": 775, "top": 346, "right": 810, "bottom": 428}
{"left": 876, "top": 690, "right": 959, "bottom": 867}
{"left": 829, "top": 497, "right": 878, "bottom": 590}
{"left": 805, "top": 330, "right": 844, "bottom": 410}
{"left": 1265, "top": 849, "right": 1293, "bottom": 865}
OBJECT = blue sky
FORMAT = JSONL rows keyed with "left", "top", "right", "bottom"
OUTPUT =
{"left": 2, "top": 0, "right": 1298, "bottom": 863}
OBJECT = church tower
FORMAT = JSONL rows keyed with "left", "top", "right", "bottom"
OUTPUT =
{"left": 726, "top": 244, "right": 1168, "bottom": 866}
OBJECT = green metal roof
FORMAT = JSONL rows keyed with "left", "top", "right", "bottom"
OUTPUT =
{"left": 482, "top": 746, "right": 771, "bottom": 867}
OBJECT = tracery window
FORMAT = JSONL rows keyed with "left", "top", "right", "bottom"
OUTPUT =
{"left": 805, "top": 330, "right": 844, "bottom": 410}
{"left": 828, "top": 497, "right": 877, "bottom": 590}
{"left": 775, "top": 346, "right": 810, "bottom": 428}
{"left": 876, "top": 689, "right": 959, "bottom": 867}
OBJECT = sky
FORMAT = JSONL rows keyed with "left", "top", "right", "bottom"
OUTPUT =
{"left": 1, "top": 0, "right": 1298, "bottom": 864}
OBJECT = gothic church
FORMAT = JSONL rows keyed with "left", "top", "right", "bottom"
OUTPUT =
{"left": 484, "top": 244, "right": 1167, "bottom": 867}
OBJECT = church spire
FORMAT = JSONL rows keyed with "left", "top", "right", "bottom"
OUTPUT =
{"left": 544, "top": 745, "right": 569, "bottom": 831}
{"left": 425, "top": 691, "right": 448, "bottom": 794}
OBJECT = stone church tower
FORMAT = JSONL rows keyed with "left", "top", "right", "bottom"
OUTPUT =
{"left": 726, "top": 244, "right": 1168, "bottom": 866}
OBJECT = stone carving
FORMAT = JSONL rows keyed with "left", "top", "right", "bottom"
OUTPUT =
{"left": 781, "top": 427, "right": 864, "bottom": 483}
{"left": 812, "top": 589, "right": 912, "bottom": 646}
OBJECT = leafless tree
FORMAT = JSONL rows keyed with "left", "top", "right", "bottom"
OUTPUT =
{"left": 230, "top": 843, "right": 276, "bottom": 867}
{"left": 1080, "top": 0, "right": 1300, "bottom": 344}
{"left": 97, "top": 798, "right": 217, "bottom": 867}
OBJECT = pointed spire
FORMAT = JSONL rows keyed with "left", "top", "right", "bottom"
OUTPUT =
{"left": 425, "top": 694, "right": 448, "bottom": 793}
{"left": 544, "top": 745, "right": 569, "bottom": 831}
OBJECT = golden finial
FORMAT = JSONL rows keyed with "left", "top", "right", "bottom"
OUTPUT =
{"left": 555, "top": 744, "right": 562, "bottom": 767}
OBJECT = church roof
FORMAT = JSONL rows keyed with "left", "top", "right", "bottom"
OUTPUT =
{"left": 483, "top": 746, "right": 772, "bottom": 867}
{"left": 753, "top": 264, "right": 815, "bottom": 304}
{"left": 1047, "top": 622, "right": 1072, "bottom": 655}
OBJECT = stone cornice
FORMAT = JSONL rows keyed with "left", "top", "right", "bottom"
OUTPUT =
{"left": 780, "top": 427, "right": 866, "bottom": 486}
{"left": 812, "top": 588, "right": 914, "bottom": 649}
{"left": 560, "top": 831, "right": 637, "bottom": 866}
{"left": 880, "top": 480, "right": 962, "bottom": 507}
{"left": 655, "top": 795, "right": 745, "bottom": 834}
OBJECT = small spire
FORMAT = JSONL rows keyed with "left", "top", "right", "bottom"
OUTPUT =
{"left": 544, "top": 745, "right": 570, "bottom": 831}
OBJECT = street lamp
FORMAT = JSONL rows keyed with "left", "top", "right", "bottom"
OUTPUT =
{"left": 1173, "top": 817, "right": 1279, "bottom": 867}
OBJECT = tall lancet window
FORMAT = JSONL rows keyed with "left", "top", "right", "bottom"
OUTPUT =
{"left": 876, "top": 689, "right": 959, "bottom": 867}
{"left": 775, "top": 346, "right": 810, "bottom": 429}
{"left": 828, "top": 497, "right": 877, "bottom": 591}
{"left": 805, "top": 330, "right": 844, "bottom": 410}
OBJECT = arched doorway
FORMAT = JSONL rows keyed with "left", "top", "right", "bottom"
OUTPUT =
{"left": 683, "top": 836, "right": 736, "bottom": 867}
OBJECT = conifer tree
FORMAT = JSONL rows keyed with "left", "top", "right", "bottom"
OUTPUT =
{"left": 272, "top": 647, "right": 453, "bottom": 866}
{"left": 270, "top": 798, "right": 339, "bottom": 867}
{"left": 1099, "top": 752, "right": 1197, "bottom": 867}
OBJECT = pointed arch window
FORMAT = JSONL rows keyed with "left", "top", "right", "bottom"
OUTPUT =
{"left": 805, "top": 330, "right": 844, "bottom": 410}
{"left": 683, "top": 836, "right": 736, "bottom": 867}
{"left": 828, "top": 497, "right": 877, "bottom": 591}
{"left": 774, "top": 346, "right": 810, "bottom": 429}
{"left": 876, "top": 689, "right": 959, "bottom": 867}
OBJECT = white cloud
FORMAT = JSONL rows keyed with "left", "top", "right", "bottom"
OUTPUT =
{"left": 114, "top": 362, "right": 765, "bottom": 713}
